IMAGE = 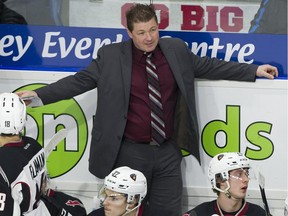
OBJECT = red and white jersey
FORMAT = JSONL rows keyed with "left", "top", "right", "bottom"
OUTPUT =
{"left": 0, "top": 136, "right": 46, "bottom": 216}
{"left": 183, "top": 200, "right": 266, "bottom": 216}
{"left": 42, "top": 189, "right": 87, "bottom": 216}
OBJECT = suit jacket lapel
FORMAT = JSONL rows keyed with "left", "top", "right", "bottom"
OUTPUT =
{"left": 120, "top": 39, "right": 188, "bottom": 110}
{"left": 159, "top": 40, "right": 188, "bottom": 99}
{"left": 120, "top": 40, "right": 133, "bottom": 110}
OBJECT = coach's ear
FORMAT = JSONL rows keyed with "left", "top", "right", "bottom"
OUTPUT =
{"left": 127, "top": 29, "right": 133, "bottom": 39}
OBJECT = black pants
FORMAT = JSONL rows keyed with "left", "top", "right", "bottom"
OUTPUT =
{"left": 114, "top": 139, "right": 183, "bottom": 216}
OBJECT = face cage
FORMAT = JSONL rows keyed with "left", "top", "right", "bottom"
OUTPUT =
{"left": 229, "top": 168, "right": 250, "bottom": 181}
{"left": 98, "top": 186, "right": 142, "bottom": 216}
{"left": 98, "top": 186, "right": 142, "bottom": 207}
{"left": 212, "top": 167, "right": 252, "bottom": 195}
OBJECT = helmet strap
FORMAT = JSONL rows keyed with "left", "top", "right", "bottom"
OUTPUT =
{"left": 122, "top": 203, "right": 139, "bottom": 216}
{"left": 223, "top": 180, "right": 231, "bottom": 198}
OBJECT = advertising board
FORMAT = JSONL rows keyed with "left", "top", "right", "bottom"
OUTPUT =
{"left": 0, "top": 1, "right": 287, "bottom": 213}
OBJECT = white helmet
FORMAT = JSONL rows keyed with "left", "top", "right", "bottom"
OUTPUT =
{"left": 0, "top": 93, "right": 26, "bottom": 135}
{"left": 208, "top": 152, "right": 250, "bottom": 193}
{"left": 103, "top": 166, "right": 147, "bottom": 204}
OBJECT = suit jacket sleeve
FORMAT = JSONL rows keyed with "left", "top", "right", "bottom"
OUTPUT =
{"left": 163, "top": 37, "right": 258, "bottom": 82}
{"left": 35, "top": 47, "right": 105, "bottom": 105}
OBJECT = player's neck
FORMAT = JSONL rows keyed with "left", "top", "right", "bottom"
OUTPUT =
{"left": 0, "top": 135, "right": 21, "bottom": 147}
{"left": 217, "top": 194, "right": 243, "bottom": 213}
{"left": 124, "top": 212, "right": 137, "bottom": 216}
{"left": 122, "top": 208, "right": 138, "bottom": 216}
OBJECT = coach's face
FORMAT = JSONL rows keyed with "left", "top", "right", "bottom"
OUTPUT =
{"left": 127, "top": 17, "right": 159, "bottom": 53}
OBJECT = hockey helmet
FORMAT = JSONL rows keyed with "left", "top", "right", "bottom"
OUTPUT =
{"left": 103, "top": 166, "right": 147, "bottom": 205}
{"left": 0, "top": 93, "right": 26, "bottom": 135}
{"left": 208, "top": 152, "right": 250, "bottom": 192}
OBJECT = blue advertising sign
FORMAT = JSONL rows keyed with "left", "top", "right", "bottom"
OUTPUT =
{"left": 0, "top": 24, "right": 286, "bottom": 78}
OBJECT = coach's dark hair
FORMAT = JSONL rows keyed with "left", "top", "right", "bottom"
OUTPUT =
{"left": 126, "top": 4, "right": 158, "bottom": 32}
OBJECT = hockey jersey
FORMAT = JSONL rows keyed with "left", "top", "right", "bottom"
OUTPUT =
{"left": 0, "top": 136, "right": 46, "bottom": 215}
{"left": 183, "top": 200, "right": 266, "bottom": 216}
{"left": 0, "top": 136, "right": 87, "bottom": 216}
{"left": 42, "top": 189, "right": 87, "bottom": 216}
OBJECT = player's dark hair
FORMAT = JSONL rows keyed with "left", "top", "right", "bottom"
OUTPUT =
{"left": 212, "top": 173, "right": 225, "bottom": 195}
{"left": 0, "top": 133, "right": 22, "bottom": 137}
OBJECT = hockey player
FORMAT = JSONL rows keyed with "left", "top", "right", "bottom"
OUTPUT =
{"left": 0, "top": 92, "right": 87, "bottom": 216}
{"left": 0, "top": 92, "right": 49, "bottom": 215}
{"left": 88, "top": 166, "right": 147, "bottom": 216}
{"left": 183, "top": 152, "right": 266, "bottom": 216}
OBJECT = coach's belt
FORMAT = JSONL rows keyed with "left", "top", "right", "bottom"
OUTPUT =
{"left": 123, "top": 138, "right": 160, "bottom": 146}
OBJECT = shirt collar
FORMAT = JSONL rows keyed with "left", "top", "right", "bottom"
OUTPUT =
{"left": 132, "top": 44, "right": 162, "bottom": 63}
